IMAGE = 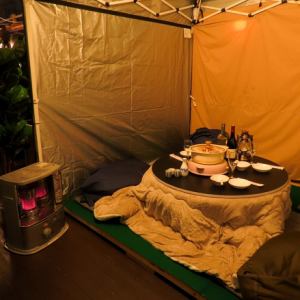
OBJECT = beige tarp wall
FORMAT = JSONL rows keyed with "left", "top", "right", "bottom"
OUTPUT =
{"left": 23, "top": 0, "right": 191, "bottom": 193}
{"left": 191, "top": 4, "right": 300, "bottom": 181}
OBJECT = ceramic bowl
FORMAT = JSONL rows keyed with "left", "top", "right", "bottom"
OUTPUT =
{"left": 237, "top": 161, "right": 251, "bottom": 171}
{"left": 210, "top": 174, "right": 229, "bottom": 186}
{"left": 252, "top": 163, "right": 272, "bottom": 173}
{"left": 228, "top": 178, "right": 251, "bottom": 189}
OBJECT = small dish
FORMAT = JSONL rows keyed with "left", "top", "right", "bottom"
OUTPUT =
{"left": 210, "top": 174, "right": 229, "bottom": 186}
{"left": 180, "top": 150, "right": 189, "bottom": 157}
{"left": 228, "top": 178, "right": 251, "bottom": 189}
{"left": 237, "top": 161, "right": 251, "bottom": 171}
{"left": 252, "top": 163, "right": 272, "bottom": 173}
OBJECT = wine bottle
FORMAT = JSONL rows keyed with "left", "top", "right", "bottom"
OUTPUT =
{"left": 217, "top": 123, "right": 228, "bottom": 145}
{"left": 227, "top": 125, "right": 237, "bottom": 159}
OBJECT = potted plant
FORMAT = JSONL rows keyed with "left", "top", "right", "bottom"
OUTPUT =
{"left": 0, "top": 37, "right": 35, "bottom": 174}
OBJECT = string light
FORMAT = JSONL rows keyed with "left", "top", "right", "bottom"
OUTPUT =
{"left": 9, "top": 36, "right": 15, "bottom": 48}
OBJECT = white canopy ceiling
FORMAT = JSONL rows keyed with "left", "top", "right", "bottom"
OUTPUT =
{"left": 35, "top": 0, "right": 300, "bottom": 27}
{"left": 35, "top": 0, "right": 195, "bottom": 26}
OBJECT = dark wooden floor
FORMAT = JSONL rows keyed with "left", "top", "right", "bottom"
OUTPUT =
{"left": 0, "top": 215, "right": 192, "bottom": 300}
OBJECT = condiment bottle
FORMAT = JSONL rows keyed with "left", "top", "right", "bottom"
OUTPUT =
{"left": 217, "top": 123, "right": 228, "bottom": 145}
{"left": 180, "top": 158, "right": 189, "bottom": 177}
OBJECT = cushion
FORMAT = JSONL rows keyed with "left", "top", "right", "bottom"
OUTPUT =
{"left": 190, "top": 127, "right": 221, "bottom": 144}
{"left": 80, "top": 158, "right": 149, "bottom": 196}
{"left": 237, "top": 231, "right": 300, "bottom": 300}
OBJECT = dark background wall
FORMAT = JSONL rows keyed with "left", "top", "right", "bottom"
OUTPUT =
{"left": 0, "top": 0, "right": 23, "bottom": 19}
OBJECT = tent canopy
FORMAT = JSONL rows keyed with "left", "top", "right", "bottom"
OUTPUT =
{"left": 35, "top": 0, "right": 196, "bottom": 26}
{"left": 35, "top": 0, "right": 297, "bottom": 26}
{"left": 23, "top": 0, "right": 300, "bottom": 194}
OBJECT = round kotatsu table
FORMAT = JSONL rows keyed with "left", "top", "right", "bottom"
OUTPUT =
{"left": 151, "top": 156, "right": 289, "bottom": 197}
{"left": 144, "top": 155, "right": 291, "bottom": 235}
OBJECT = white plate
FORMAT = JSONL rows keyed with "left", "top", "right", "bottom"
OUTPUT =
{"left": 228, "top": 178, "right": 251, "bottom": 189}
{"left": 252, "top": 163, "right": 272, "bottom": 173}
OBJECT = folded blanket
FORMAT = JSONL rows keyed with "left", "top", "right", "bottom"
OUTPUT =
{"left": 94, "top": 168, "right": 291, "bottom": 288}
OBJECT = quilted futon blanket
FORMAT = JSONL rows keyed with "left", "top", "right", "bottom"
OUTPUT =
{"left": 94, "top": 168, "right": 291, "bottom": 288}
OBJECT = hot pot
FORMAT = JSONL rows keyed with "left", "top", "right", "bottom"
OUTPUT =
{"left": 190, "top": 142, "right": 227, "bottom": 165}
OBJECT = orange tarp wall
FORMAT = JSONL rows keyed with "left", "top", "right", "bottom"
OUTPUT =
{"left": 191, "top": 4, "right": 300, "bottom": 181}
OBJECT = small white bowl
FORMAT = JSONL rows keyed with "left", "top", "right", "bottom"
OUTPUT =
{"left": 252, "top": 163, "right": 272, "bottom": 173}
{"left": 210, "top": 174, "right": 229, "bottom": 186}
{"left": 180, "top": 150, "right": 189, "bottom": 157}
{"left": 228, "top": 178, "right": 251, "bottom": 189}
{"left": 237, "top": 161, "right": 251, "bottom": 171}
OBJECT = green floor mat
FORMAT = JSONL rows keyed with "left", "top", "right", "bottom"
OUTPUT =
{"left": 64, "top": 198, "right": 240, "bottom": 300}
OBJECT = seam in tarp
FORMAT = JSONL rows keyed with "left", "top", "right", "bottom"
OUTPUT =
{"left": 35, "top": 0, "right": 192, "bottom": 28}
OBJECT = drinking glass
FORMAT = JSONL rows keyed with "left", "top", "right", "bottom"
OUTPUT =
{"left": 249, "top": 149, "right": 256, "bottom": 163}
{"left": 184, "top": 139, "right": 193, "bottom": 159}
{"left": 226, "top": 151, "right": 237, "bottom": 178}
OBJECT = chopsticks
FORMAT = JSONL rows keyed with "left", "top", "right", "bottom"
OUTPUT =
{"left": 239, "top": 178, "right": 264, "bottom": 187}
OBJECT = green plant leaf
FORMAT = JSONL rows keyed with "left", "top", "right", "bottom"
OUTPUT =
{"left": 0, "top": 45, "right": 34, "bottom": 166}
{"left": 6, "top": 84, "right": 29, "bottom": 103}
{"left": 13, "top": 119, "right": 27, "bottom": 135}
{"left": 0, "top": 94, "right": 9, "bottom": 102}
{"left": 0, "top": 124, "right": 6, "bottom": 138}
{"left": 22, "top": 124, "right": 33, "bottom": 138}
{"left": 0, "top": 48, "right": 16, "bottom": 66}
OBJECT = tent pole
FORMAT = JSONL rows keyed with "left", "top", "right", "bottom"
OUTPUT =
{"left": 178, "top": 4, "right": 195, "bottom": 11}
{"left": 159, "top": 9, "right": 177, "bottom": 16}
{"left": 178, "top": 11, "right": 193, "bottom": 22}
{"left": 108, "top": 0, "right": 134, "bottom": 6}
{"left": 226, "top": 9, "right": 249, "bottom": 16}
{"left": 250, "top": 1, "right": 282, "bottom": 16}
{"left": 192, "top": 0, "right": 202, "bottom": 23}
{"left": 199, "top": 10, "right": 221, "bottom": 22}
{"left": 135, "top": 2, "right": 157, "bottom": 16}
{"left": 225, "top": 0, "right": 248, "bottom": 10}
{"left": 23, "top": 1, "right": 43, "bottom": 162}
{"left": 33, "top": 98, "right": 43, "bottom": 162}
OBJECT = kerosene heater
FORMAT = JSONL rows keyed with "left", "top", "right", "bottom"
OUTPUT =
{"left": 0, "top": 162, "right": 68, "bottom": 254}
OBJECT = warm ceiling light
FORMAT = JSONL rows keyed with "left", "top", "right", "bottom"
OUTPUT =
{"left": 233, "top": 20, "right": 248, "bottom": 31}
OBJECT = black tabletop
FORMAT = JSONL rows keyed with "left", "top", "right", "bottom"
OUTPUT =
{"left": 152, "top": 156, "right": 289, "bottom": 197}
